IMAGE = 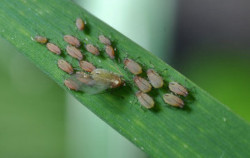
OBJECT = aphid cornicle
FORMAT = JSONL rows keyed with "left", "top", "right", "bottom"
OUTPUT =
{"left": 34, "top": 36, "right": 47, "bottom": 44}
{"left": 76, "top": 18, "right": 85, "bottom": 30}
{"left": 163, "top": 93, "right": 184, "bottom": 108}
{"left": 169, "top": 82, "right": 188, "bottom": 97}
{"left": 99, "top": 35, "right": 111, "bottom": 45}
{"left": 134, "top": 76, "right": 152, "bottom": 93}
{"left": 105, "top": 45, "right": 115, "bottom": 59}
{"left": 124, "top": 58, "right": 142, "bottom": 75}
{"left": 86, "top": 44, "right": 100, "bottom": 55}
{"left": 58, "top": 59, "right": 74, "bottom": 74}
{"left": 79, "top": 60, "right": 96, "bottom": 72}
{"left": 64, "top": 35, "right": 81, "bottom": 47}
{"left": 136, "top": 91, "right": 155, "bottom": 109}
{"left": 66, "top": 45, "right": 83, "bottom": 60}
{"left": 147, "top": 69, "right": 163, "bottom": 88}
{"left": 64, "top": 79, "right": 79, "bottom": 91}
{"left": 46, "top": 43, "right": 61, "bottom": 55}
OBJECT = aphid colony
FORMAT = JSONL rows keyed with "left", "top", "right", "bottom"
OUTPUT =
{"left": 33, "top": 17, "right": 189, "bottom": 110}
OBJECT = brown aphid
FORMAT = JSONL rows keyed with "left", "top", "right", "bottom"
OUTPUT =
{"left": 86, "top": 44, "right": 100, "bottom": 55}
{"left": 169, "top": 82, "right": 188, "bottom": 97}
{"left": 46, "top": 43, "right": 61, "bottom": 55}
{"left": 163, "top": 93, "right": 184, "bottom": 108}
{"left": 124, "top": 58, "right": 142, "bottom": 75}
{"left": 99, "top": 35, "right": 111, "bottom": 45}
{"left": 64, "top": 35, "right": 81, "bottom": 47}
{"left": 147, "top": 69, "right": 164, "bottom": 88}
{"left": 75, "top": 71, "right": 93, "bottom": 84}
{"left": 64, "top": 79, "right": 79, "bottom": 91}
{"left": 136, "top": 91, "right": 155, "bottom": 109}
{"left": 134, "top": 76, "right": 152, "bottom": 93}
{"left": 66, "top": 45, "right": 83, "bottom": 60}
{"left": 57, "top": 59, "right": 74, "bottom": 74}
{"left": 79, "top": 60, "right": 96, "bottom": 72}
{"left": 76, "top": 18, "right": 85, "bottom": 30}
{"left": 34, "top": 36, "right": 48, "bottom": 44}
{"left": 105, "top": 45, "right": 115, "bottom": 59}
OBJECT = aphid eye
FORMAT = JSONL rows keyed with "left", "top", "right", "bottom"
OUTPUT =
{"left": 124, "top": 58, "right": 142, "bottom": 75}
{"left": 64, "top": 35, "right": 81, "bottom": 48}
{"left": 46, "top": 43, "right": 61, "bottom": 55}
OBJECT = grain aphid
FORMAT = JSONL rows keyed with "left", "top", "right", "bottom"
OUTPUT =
{"left": 34, "top": 36, "right": 48, "bottom": 44}
{"left": 64, "top": 35, "right": 81, "bottom": 47}
{"left": 136, "top": 91, "right": 155, "bottom": 109}
{"left": 134, "top": 76, "right": 152, "bottom": 93}
{"left": 86, "top": 44, "right": 100, "bottom": 55}
{"left": 163, "top": 93, "right": 184, "bottom": 108}
{"left": 124, "top": 58, "right": 142, "bottom": 75}
{"left": 79, "top": 60, "right": 96, "bottom": 72}
{"left": 64, "top": 79, "right": 79, "bottom": 91}
{"left": 58, "top": 59, "right": 74, "bottom": 74}
{"left": 105, "top": 45, "right": 115, "bottom": 59}
{"left": 66, "top": 45, "right": 83, "bottom": 60}
{"left": 76, "top": 18, "right": 85, "bottom": 30}
{"left": 99, "top": 35, "right": 111, "bottom": 45}
{"left": 147, "top": 69, "right": 163, "bottom": 88}
{"left": 46, "top": 43, "right": 61, "bottom": 55}
{"left": 169, "top": 82, "right": 188, "bottom": 97}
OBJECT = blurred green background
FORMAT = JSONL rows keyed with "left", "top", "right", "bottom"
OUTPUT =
{"left": 0, "top": 0, "right": 249, "bottom": 158}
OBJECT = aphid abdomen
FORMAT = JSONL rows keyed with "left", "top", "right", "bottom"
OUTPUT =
{"left": 147, "top": 69, "right": 163, "bottom": 88}
{"left": 79, "top": 60, "right": 96, "bottom": 72}
{"left": 58, "top": 59, "right": 74, "bottom": 74}
{"left": 46, "top": 43, "right": 61, "bottom": 55}
{"left": 136, "top": 91, "right": 154, "bottom": 109}
{"left": 76, "top": 18, "right": 85, "bottom": 30}
{"left": 169, "top": 82, "right": 188, "bottom": 97}
{"left": 66, "top": 45, "right": 83, "bottom": 60}
{"left": 163, "top": 93, "right": 184, "bottom": 108}
{"left": 34, "top": 36, "right": 47, "bottom": 44}
{"left": 86, "top": 44, "right": 100, "bottom": 55}
{"left": 64, "top": 35, "right": 81, "bottom": 47}
{"left": 64, "top": 79, "right": 79, "bottom": 91}
{"left": 105, "top": 45, "right": 115, "bottom": 59}
{"left": 99, "top": 35, "right": 111, "bottom": 45}
{"left": 134, "top": 76, "right": 152, "bottom": 93}
{"left": 124, "top": 58, "right": 142, "bottom": 75}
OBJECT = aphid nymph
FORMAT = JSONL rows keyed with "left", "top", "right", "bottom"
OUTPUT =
{"left": 147, "top": 69, "right": 163, "bottom": 88}
{"left": 163, "top": 93, "right": 184, "bottom": 108}
{"left": 46, "top": 43, "right": 61, "bottom": 55}
{"left": 64, "top": 79, "right": 79, "bottom": 91}
{"left": 99, "top": 35, "right": 111, "bottom": 45}
{"left": 136, "top": 91, "right": 155, "bottom": 109}
{"left": 134, "top": 76, "right": 152, "bottom": 93}
{"left": 34, "top": 36, "right": 47, "bottom": 44}
{"left": 79, "top": 60, "right": 96, "bottom": 72}
{"left": 64, "top": 35, "right": 81, "bottom": 47}
{"left": 124, "top": 58, "right": 142, "bottom": 75}
{"left": 86, "top": 44, "right": 100, "bottom": 55}
{"left": 169, "top": 82, "right": 188, "bottom": 97}
{"left": 58, "top": 59, "right": 74, "bottom": 74}
{"left": 76, "top": 18, "right": 85, "bottom": 30}
{"left": 66, "top": 45, "right": 83, "bottom": 60}
{"left": 105, "top": 45, "right": 115, "bottom": 59}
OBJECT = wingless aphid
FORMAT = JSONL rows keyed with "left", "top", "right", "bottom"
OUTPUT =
{"left": 66, "top": 45, "right": 83, "bottom": 60}
{"left": 99, "top": 35, "right": 111, "bottom": 45}
{"left": 64, "top": 35, "right": 81, "bottom": 48}
{"left": 134, "top": 76, "right": 152, "bottom": 93}
{"left": 65, "top": 69, "right": 124, "bottom": 94}
{"left": 79, "top": 60, "right": 96, "bottom": 72}
{"left": 34, "top": 36, "right": 47, "bottom": 44}
{"left": 46, "top": 43, "right": 61, "bottom": 55}
{"left": 163, "top": 93, "right": 184, "bottom": 108}
{"left": 64, "top": 79, "right": 79, "bottom": 91}
{"left": 136, "top": 91, "right": 154, "bottom": 109}
{"left": 86, "top": 44, "right": 100, "bottom": 55}
{"left": 76, "top": 18, "right": 85, "bottom": 30}
{"left": 105, "top": 45, "right": 115, "bottom": 59}
{"left": 124, "top": 58, "right": 142, "bottom": 75}
{"left": 169, "top": 82, "right": 188, "bottom": 97}
{"left": 58, "top": 59, "right": 74, "bottom": 74}
{"left": 147, "top": 69, "right": 163, "bottom": 88}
